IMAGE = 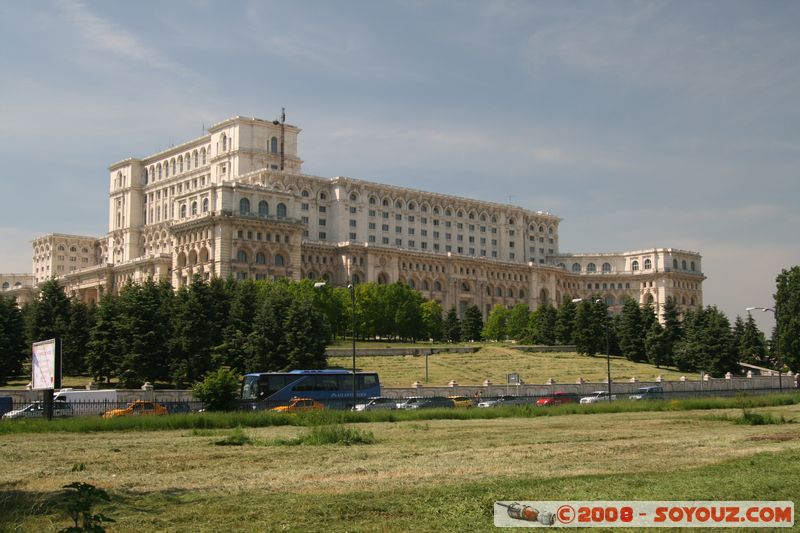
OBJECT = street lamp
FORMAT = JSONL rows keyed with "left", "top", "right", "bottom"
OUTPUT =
{"left": 745, "top": 306, "right": 780, "bottom": 390}
{"left": 348, "top": 283, "right": 357, "bottom": 409}
{"left": 573, "top": 297, "right": 612, "bottom": 401}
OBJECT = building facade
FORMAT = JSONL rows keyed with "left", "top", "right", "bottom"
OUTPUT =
{"left": 16, "top": 115, "right": 704, "bottom": 319}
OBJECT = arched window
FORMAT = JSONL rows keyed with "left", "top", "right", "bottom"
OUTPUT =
{"left": 408, "top": 279, "right": 416, "bottom": 289}
{"left": 274, "top": 254, "right": 285, "bottom": 266}
{"left": 276, "top": 203, "right": 287, "bottom": 218}
{"left": 507, "top": 288, "right": 514, "bottom": 297}
{"left": 143, "top": 168, "right": 148, "bottom": 184}
{"left": 690, "top": 296, "right": 696, "bottom": 306}
{"left": 302, "top": 190, "right": 310, "bottom": 198}
{"left": 644, "top": 258, "right": 652, "bottom": 270}
{"left": 605, "top": 296, "right": 614, "bottom": 306}
{"left": 519, "top": 289, "right": 525, "bottom": 298}
{"left": 422, "top": 280, "right": 429, "bottom": 290}
{"left": 201, "top": 148, "right": 207, "bottom": 165}
{"left": 487, "top": 286, "right": 492, "bottom": 296}
{"left": 256, "top": 252, "right": 266, "bottom": 265}
{"left": 193, "top": 151, "right": 199, "bottom": 167}
{"left": 572, "top": 263, "right": 581, "bottom": 273}
{"left": 690, "top": 261, "right": 696, "bottom": 272}
{"left": 508, "top": 218, "right": 515, "bottom": 225}
{"left": 673, "top": 259, "right": 678, "bottom": 270}
{"left": 178, "top": 156, "right": 183, "bottom": 173}
{"left": 349, "top": 193, "right": 357, "bottom": 202}
{"left": 602, "top": 262, "right": 611, "bottom": 273}
{"left": 631, "top": 260, "right": 639, "bottom": 271}
{"left": 239, "top": 198, "right": 250, "bottom": 214}
{"left": 191, "top": 201, "right": 197, "bottom": 215}
{"left": 164, "top": 162, "right": 169, "bottom": 178}
{"left": 646, "top": 294, "right": 654, "bottom": 304}
{"left": 157, "top": 164, "right": 162, "bottom": 179}
{"left": 237, "top": 250, "right": 247, "bottom": 262}
{"left": 320, "top": 192, "right": 327, "bottom": 201}
{"left": 395, "top": 200, "right": 403, "bottom": 209}
{"left": 2, "top": 282, "right": 9, "bottom": 290}
{"left": 351, "top": 273, "right": 360, "bottom": 284}
{"left": 445, "top": 208, "right": 452, "bottom": 216}
{"left": 369, "top": 196, "right": 376, "bottom": 205}
{"left": 496, "top": 287, "right": 502, "bottom": 297}
{"left": 270, "top": 136, "right": 278, "bottom": 153}
{"left": 461, "top": 282, "right": 470, "bottom": 292}
{"left": 171, "top": 159, "right": 176, "bottom": 175}
{"left": 408, "top": 202, "right": 415, "bottom": 210}
{"left": 434, "top": 280, "right": 442, "bottom": 291}
{"left": 222, "top": 133, "right": 228, "bottom": 151}
{"left": 587, "top": 263, "right": 596, "bottom": 273}
{"left": 202, "top": 198, "right": 209, "bottom": 213}
{"left": 258, "top": 201, "right": 269, "bottom": 217}
{"left": 681, "top": 260, "right": 687, "bottom": 270}
{"left": 180, "top": 204, "right": 187, "bottom": 218}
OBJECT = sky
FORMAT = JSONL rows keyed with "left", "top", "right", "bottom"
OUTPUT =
{"left": 1, "top": 0, "right": 798, "bottom": 332}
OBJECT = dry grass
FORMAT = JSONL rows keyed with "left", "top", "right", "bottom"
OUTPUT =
{"left": 329, "top": 345, "right": 689, "bottom": 387}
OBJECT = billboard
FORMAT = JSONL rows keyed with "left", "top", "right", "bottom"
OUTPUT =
{"left": 32, "top": 339, "right": 60, "bottom": 390}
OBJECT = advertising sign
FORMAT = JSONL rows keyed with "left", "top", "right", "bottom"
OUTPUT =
{"left": 32, "top": 339, "right": 59, "bottom": 390}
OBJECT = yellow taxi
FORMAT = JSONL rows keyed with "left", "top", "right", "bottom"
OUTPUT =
{"left": 270, "top": 397, "right": 325, "bottom": 413}
{"left": 448, "top": 395, "right": 475, "bottom": 409}
{"left": 102, "top": 400, "right": 168, "bottom": 419}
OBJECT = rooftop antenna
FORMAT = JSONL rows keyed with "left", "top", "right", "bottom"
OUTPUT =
{"left": 280, "top": 107, "right": 286, "bottom": 171}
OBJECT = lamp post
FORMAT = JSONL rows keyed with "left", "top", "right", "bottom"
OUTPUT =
{"left": 348, "top": 283, "right": 357, "bottom": 409}
{"left": 573, "top": 297, "right": 612, "bottom": 401}
{"left": 745, "top": 306, "right": 780, "bottom": 390}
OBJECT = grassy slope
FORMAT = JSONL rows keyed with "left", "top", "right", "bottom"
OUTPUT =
{"left": 2, "top": 404, "right": 799, "bottom": 532}
{"left": 329, "top": 345, "right": 689, "bottom": 387}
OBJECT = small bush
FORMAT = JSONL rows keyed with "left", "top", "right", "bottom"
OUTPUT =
{"left": 192, "top": 367, "right": 241, "bottom": 412}
{"left": 271, "top": 425, "right": 375, "bottom": 446}
{"left": 215, "top": 426, "right": 253, "bottom": 446}
{"left": 735, "top": 410, "right": 792, "bottom": 426}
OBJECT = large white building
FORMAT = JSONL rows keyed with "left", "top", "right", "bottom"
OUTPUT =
{"left": 18, "top": 114, "right": 703, "bottom": 318}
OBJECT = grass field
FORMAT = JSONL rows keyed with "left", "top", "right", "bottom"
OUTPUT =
{"left": 2, "top": 401, "right": 799, "bottom": 531}
{"left": 329, "top": 344, "right": 689, "bottom": 387}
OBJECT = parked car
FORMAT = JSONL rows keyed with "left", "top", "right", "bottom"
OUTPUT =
{"left": 271, "top": 397, "right": 325, "bottom": 413}
{"left": 3, "top": 400, "right": 73, "bottom": 420}
{"left": 396, "top": 397, "right": 455, "bottom": 409}
{"left": 354, "top": 397, "right": 398, "bottom": 411}
{"left": 163, "top": 401, "right": 192, "bottom": 414}
{"left": 536, "top": 392, "right": 580, "bottom": 406}
{"left": 102, "top": 400, "right": 168, "bottom": 419}
{"left": 477, "top": 395, "right": 536, "bottom": 408}
{"left": 448, "top": 396, "right": 475, "bottom": 409}
{"left": 580, "top": 391, "right": 617, "bottom": 404}
{"left": 629, "top": 386, "right": 664, "bottom": 401}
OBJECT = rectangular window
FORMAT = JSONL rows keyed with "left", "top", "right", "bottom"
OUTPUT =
{"left": 369, "top": 222, "right": 376, "bottom": 230}
{"left": 510, "top": 252, "right": 516, "bottom": 259}
{"left": 349, "top": 206, "right": 357, "bottom": 214}
{"left": 395, "top": 238, "right": 402, "bottom": 246}
{"left": 421, "top": 229, "right": 428, "bottom": 236}
{"left": 319, "top": 206, "right": 327, "bottom": 213}
{"left": 480, "top": 237, "right": 486, "bottom": 244}
{"left": 421, "top": 217, "right": 427, "bottom": 224}
{"left": 509, "top": 229, "right": 515, "bottom": 236}
{"left": 433, "top": 219, "right": 439, "bottom": 226}
{"left": 540, "top": 248, "right": 545, "bottom": 254}
{"left": 480, "top": 250, "right": 486, "bottom": 257}
{"left": 408, "top": 228, "right": 415, "bottom": 235}
{"left": 369, "top": 235, "right": 376, "bottom": 242}
{"left": 492, "top": 239, "right": 497, "bottom": 246}
{"left": 382, "top": 237, "right": 389, "bottom": 244}
{"left": 446, "top": 245, "right": 452, "bottom": 252}
{"left": 492, "top": 227, "right": 497, "bottom": 234}
{"left": 382, "top": 224, "right": 389, "bottom": 231}
{"left": 469, "top": 248, "right": 475, "bottom": 255}
{"left": 349, "top": 219, "right": 357, "bottom": 227}
{"left": 469, "top": 224, "right": 475, "bottom": 231}
{"left": 382, "top": 212, "right": 389, "bottom": 219}
{"left": 407, "top": 215, "right": 415, "bottom": 222}
{"left": 395, "top": 226, "right": 402, "bottom": 233}
{"left": 421, "top": 242, "right": 428, "bottom": 249}
{"left": 408, "top": 240, "right": 415, "bottom": 248}
{"left": 457, "top": 235, "right": 463, "bottom": 241}
{"left": 301, "top": 216, "right": 309, "bottom": 224}
{"left": 395, "top": 213, "right": 402, "bottom": 220}
{"left": 349, "top": 232, "right": 357, "bottom": 240}
{"left": 469, "top": 236, "right": 474, "bottom": 243}
{"left": 480, "top": 226, "right": 486, "bottom": 232}
{"left": 457, "top": 246, "right": 464, "bottom": 254}
{"left": 492, "top": 251, "right": 497, "bottom": 258}
{"left": 548, "top": 248, "right": 553, "bottom": 254}
{"left": 301, "top": 203, "right": 309, "bottom": 210}
{"left": 446, "top": 221, "right": 452, "bottom": 228}
{"left": 319, "top": 219, "right": 326, "bottom": 226}
{"left": 303, "top": 230, "right": 309, "bottom": 237}
{"left": 369, "top": 209, "right": 376, "bottom": 217}
{"left": 509, "top": 241, "right": 515, "bottom": 248}
{"left": 319, "top": 232, "right": 327, "bottom": 239}
{"left": 457, "top": 222, "right": 463, "bottom": 229}
{"left": 433, "top": 231, "right": 440, "bottom": 238}
{"left": 434, "top": 244, "right": 440, "bottom": 251}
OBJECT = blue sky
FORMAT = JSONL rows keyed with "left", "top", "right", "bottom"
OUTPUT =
{"left": 1, "top": 0, "right": 798, "bottom": 331}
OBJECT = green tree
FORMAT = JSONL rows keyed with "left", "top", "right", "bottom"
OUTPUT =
{"left": 525, "top": 303, "right": 557, "bottom": 344}
{"left": 27, "top": 279, "right": 70, "bottom": 346}
{"left": 773, "top": 266, "right": 800, "bottom": 372}
{"left": 444, "top": 307, "right": 461, "bottom": 342}
{"left": 616, "top": 297, "right": 645, "bottom": 362}
{"left": 482, "top": 305, "right": 510, "bottom": 341}
{"left": 214, "top": 280, "right": 259, "bottom": 371}
{"left": 192, "top": 367, "right": 242, "bottom": 411}
{"left": 169, "top": 277, "right": 216, "bottom": 386}
{"left": 506, "top": 304, "right": 530, "bottom": 341}
{"left": 673, "top": 306, "right": 737, "bottom": 375}
{"left": 644, "top": 320, "right": 670, "bottom": 368}
{"left": 461, "top": 305, "right": 484, "bottom": 341}
{"left": 573, "top": 299, "right": 605, "bottom": 356}
{"left": 420, "top": 300, "right": 444, "bottom": 341}
{"left": 739, "top": 312, "right": 769, "bottom": 366}
{"left": 554, "top": 297, "right": 577, "bottom": 345}
{"left": 86, "top": 293, "right": 121, "bottom": 383}
{"left": 0, "top": 296, "right": 27, "bottom": 384}
{"left": 283, "top": 297, "right": 328, "bottom": 370}
{"left": 246, "top": 282, "right": 293, "bottom": 372}
{"left": 62, "top": 299, "right": 94, "bottom": 376}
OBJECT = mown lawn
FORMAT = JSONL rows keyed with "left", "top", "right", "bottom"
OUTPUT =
{"left": 2, "top": 403, "right": 799, "bottom": 532}
{"left": 329, "top": 345, "right": 690, "bottom": 387}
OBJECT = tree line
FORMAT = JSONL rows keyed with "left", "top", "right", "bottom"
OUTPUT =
{"left": 1, "top": 265, "right": 799, "bottom": 386}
